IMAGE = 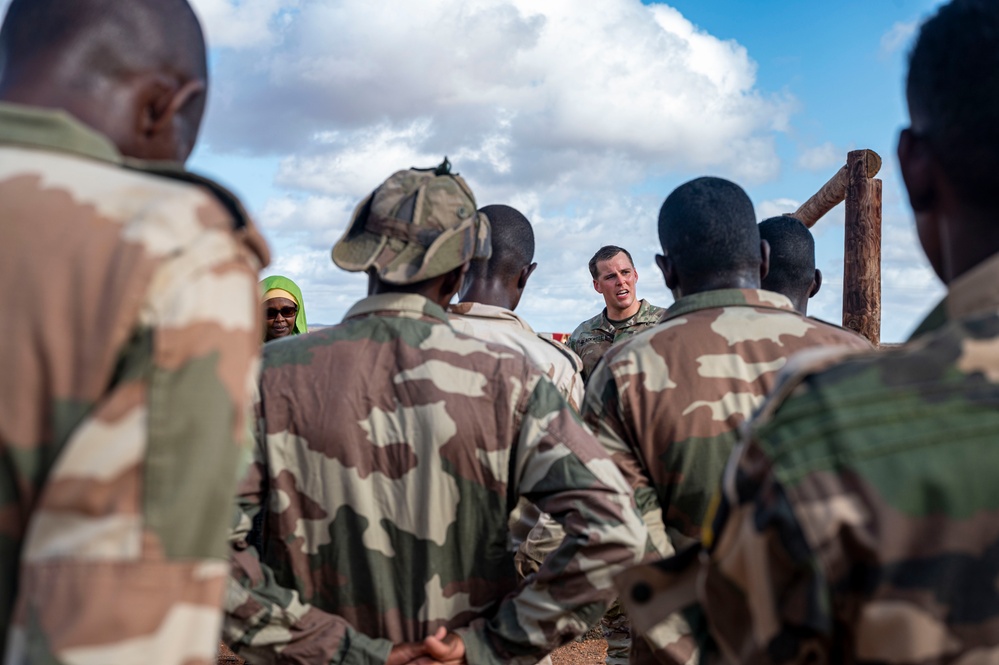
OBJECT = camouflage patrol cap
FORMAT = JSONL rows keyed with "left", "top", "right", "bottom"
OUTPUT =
{"left": 332, "top": 159, "right": 491, "bottom": 285}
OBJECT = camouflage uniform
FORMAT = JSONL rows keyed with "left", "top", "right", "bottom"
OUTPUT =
{"left": 448, "top": 302, "right": 584, "bottom": 411}
{"left": 568, "top": 299, "right": 665, "bottom": 380}
{"left": 448, "top": 302, "right": 584, "bottom": 581}
{"left": 0, "top": 102, "right": 268, "bottom": 664}
{"left": 618, "top": 255, "right": 999, "bottom": 664}
{"left": 223, "top": 164, "right": 647, "bottom": 665}
{"left": 582, "top": 288, "right": 872, "bottom": 664}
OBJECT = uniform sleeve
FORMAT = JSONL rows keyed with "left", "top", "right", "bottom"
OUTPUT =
{"left": 222, "top": 394, "right": 392, "bottom": 665}
{"left": 697, "top": 434, "right": 832, "bottom": 664}
{"left": 455, "top": 375, "right": 647, "bottom": 665}
{"left": 7, "top": 223, "right": 263, "bottom": 664}
{"left": 581, "top": 358, "right": 671, "bottom": 558}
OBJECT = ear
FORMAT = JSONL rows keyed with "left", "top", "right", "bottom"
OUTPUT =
{"left": 897, "top": 128, "right": 935, "bottom": 214}
{"left": 809, "top": 268, "right": 822, "bottom": 298}
{"left": 518, "top": 262, "right": 538, "bottom": 291}
{"left": 135, "top": 76, "right": 206, "bottom": 162}
{"left": 759, "top": 239, "right": 771, "bottom": 282}
{"left": 656, "top": 253, "right": 678, "bottom": 291}
{"left": 592, "top": 278, "right": 601, "bottom": 294}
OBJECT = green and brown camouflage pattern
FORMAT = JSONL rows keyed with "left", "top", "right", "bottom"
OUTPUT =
{"left": 582, "top": 288, "right": 871, "bottom": 663}
{"left": 332, "top": 162, "right": 491, "bottom": 285}
{"left": 619, "top": 254, "right": 999, "bottom": 665}
{"left": 568, "top": 299, "right": 666, "bottom": 380}
{"left": 223, "top": 293, "right": 647, "bottom": 665}
{"left": 0, "top": 102, "right": 268, "bottom": 664}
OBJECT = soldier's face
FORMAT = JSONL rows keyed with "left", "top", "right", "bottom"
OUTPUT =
{"left": 592, "top": 253, "right": 638, "bottom": 316}
{"left": 264, "top": 297, "right": 298, "bottom": 341}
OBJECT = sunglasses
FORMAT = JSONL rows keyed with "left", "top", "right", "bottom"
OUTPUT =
{"left": 266, "top": 306, "right": 298, "bottom": 320}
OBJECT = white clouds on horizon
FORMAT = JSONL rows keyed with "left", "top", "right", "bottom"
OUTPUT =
{"left": 194, "top": 0, "right": 793, "bottom": 194}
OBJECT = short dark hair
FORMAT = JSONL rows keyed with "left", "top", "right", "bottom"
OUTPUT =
{"left": 0, "top": 0, "right": 208, "bottom": 88}
{"left": 759, "top": 216, "right": 815, "bottom": 301}
{"left": 468, "top": 204, "right": 534, "bottom": 281}
{"left": 657, "top": 177, "right": 760, "bottom": 280}
{"left": 588, "top": 246, "right": 634, "bottom": 279}
{"left": 907, "top": 0, "right": 999, "bottom": 206}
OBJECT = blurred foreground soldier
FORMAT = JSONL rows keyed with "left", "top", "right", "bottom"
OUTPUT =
{"left": 617, "top": 2, "right": 999, "bottom": 662}
{"left": 583, "top": 177, "right": 870, "bottom": 664}
{"left": 758, "top": 216, "right": 822, "bottom": 315}
{"left": 569, "top": 246, "right": 665, "bottom": 380}
{"left": 0, "top": 0, "right": 269, "bottom": 663}
{"left": 224, "top": 161, "right": 646, "bottom": 665}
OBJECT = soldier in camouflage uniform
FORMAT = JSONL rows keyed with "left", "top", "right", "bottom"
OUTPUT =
{"left": 617, "top": 2, "right": 999, "bottom": 663}
{"left": 569, "top": 246, "right": 666, "bottom": 381}
{"left": 583, "top": 177, "right": 871, "bottom": 664}
{"left": 0, "top": 1, "right": 269, "bottom": 663}
{"left": 223, "top": 161, "right": 647, "bottom": 665}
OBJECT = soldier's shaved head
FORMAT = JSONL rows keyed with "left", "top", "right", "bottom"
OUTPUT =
{"left": 459, "top": 204, "right": 538, "bottom": 311}
{"left": 470, "top": 205, "right": 535, "bottom": 281}
{"left": 0, "top": 0, "right": 209, "bottom": 163}
{"left": 656, "top": 177, "right": 768, "bottom": 297}
{"left": 759, "top": 216, "right": 821, "bottom": 315}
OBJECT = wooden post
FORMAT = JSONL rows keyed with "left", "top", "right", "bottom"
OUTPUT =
{"left": 842, "top": 149, "right": 882, "bottom": 346}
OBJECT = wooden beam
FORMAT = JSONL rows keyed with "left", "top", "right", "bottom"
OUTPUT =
{"left": 787, "top": 150, "right": 881, "bottom": 228}
{"left": 842, "top": 149, "right": 882, "bottom": 346}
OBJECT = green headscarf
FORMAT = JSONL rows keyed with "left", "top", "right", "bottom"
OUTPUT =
{"left": 260, "top": 275, "right": 308, "bottom": 335}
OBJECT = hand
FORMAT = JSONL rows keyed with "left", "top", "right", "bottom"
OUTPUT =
{"left": 408, "top": 627, "right": 466, "bottom": 664}
{"left": 386, "top": 641, "right": 426, "bottom": 665}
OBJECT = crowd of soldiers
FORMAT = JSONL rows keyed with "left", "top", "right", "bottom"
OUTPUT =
{"left": 2, "top": 0, "right": 999, "bottom": 664}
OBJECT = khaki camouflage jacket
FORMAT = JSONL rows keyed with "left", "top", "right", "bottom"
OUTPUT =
{"left": 0, "top": 103, "right": 268, "bottom": 664}
{"left": 224, "top": 293, "right": 647, "bottom": 665}
{"left": 568, "top": 299, "right": 665, "bottom": 380}
{"left": 618, "top": 258, "right": 999, "bottom": 664}
{"left": 448, "top": 302, "right": 584, "bottom": 412}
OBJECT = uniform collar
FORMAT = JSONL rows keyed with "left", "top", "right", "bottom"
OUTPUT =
{"left": 448, "top": 302, "right": 533, "bottom": 331}
{"left": 344, "top": 293, "right": 450, "bottom": 324}
{"left": 910, "top": 252, "right": 999, "bottom": 340}
{"left": 0, "top": 101, "right": 122, "bottom": 164}
{"left": 663, "top": 288, "right": 795, "bottom": 322}
{"left": 601, "top": 298, "right": 658, "bottom": 329}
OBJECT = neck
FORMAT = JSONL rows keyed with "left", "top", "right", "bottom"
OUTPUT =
{"left": 607, "top": 299, "right": 641, "bottom": 321}
{"left": 941, "top": 211, "right": 999, "bottom": 284}
{"left": 678, "top": 272, "right": 759, "bottom": 298}
{"left": 460, "top": 279, "right": 520, "bottom": 311}
{"left": 369, "top": 274, "right": 454, "bottom": 309}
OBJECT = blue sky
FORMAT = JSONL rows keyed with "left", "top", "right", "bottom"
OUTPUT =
{"left": 183, "top": 0, "right": 946, "bottom": 341}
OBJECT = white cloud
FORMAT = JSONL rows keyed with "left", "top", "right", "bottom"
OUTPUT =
{"left": 880, "top": 20, "right": 918, "bottom": 56}
{"left": 796, "top": 142, "right": 845, "bottom": 172}
{"left": 191, "top": 0, "right": 299, "bottom": 49}
{"left": 199, "top": 0, "right": 792, "bottom": 192}
{"left": 757, "top": 198, "right": 801, "bottom": 221}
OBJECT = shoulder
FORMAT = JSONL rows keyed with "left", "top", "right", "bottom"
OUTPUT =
{"left": 538, "top": 334, "right": 584, "bottom": 373}
{"left": 0, "top": 145, "right": 266, "bottom": 266}
{"left": 806, "top": 316, "right": 875, "bottom": 350}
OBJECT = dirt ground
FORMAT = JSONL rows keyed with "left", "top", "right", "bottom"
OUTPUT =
{"left": 551, "top": 637, "right": 608, "bottom": 664}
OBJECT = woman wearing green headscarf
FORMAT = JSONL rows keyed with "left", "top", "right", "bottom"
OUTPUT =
{"left": 260, "top": 275, "right": 308, "bottom": 342}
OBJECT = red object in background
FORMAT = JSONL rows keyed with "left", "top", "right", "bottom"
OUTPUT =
{"left": 540, "top": 332, "right": 571, "bottom": 345}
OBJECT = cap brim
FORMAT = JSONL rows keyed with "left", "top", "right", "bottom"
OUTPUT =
{"left": 332, "top": 193, "right": 388, "bottom": 272}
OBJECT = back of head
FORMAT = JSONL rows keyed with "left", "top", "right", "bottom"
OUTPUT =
{"left": 469, "top": 204, "right": 534, "bottom": 283}
{"left": 907, "top": 0, "right": 999, "bottom": 208}
{"left": 332, "top": 159, "right": 491, "bottom": 287}
{"left": 658, "top": 177, "right": 760, "bottom": 283}
{"left": 759, "top": 216, "right": 815, "bottom": 302}
{"left": 0, "top": 0, "right": 209, "bottom": 161}
{"left": 588, "top": 245, "right": 634, "bottom": 279}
